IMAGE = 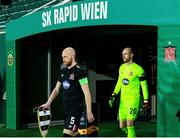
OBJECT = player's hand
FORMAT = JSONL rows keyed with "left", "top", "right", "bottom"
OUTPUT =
{"left": 140, "top": 100, "right": 150, "bottom": 115}
{"left": 39, "top": 103, "right": 50, "bottom": 110}
{"left": 143, "top": 100, "right": 150, "bottom": 109}
{"left": 87, "top": 112, "right": 95, "bottom": 123}
{"left": 108, "top": 93, "right": 116, "bottom": 108}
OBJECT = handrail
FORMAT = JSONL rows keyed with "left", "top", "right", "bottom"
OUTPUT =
{"left": 24, "top": 0, "right": 57, "bottom": 16}
{"left": 24, "top": 0, "right": 72, "bottom": 17}
{"left": 53, "top": 0, "right": 72, "bottom": 7}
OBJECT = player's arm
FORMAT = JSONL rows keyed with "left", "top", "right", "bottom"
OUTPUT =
{"left": 113, "top": 66, "right": 123, "bottom": 95}
{"left": 139, "top": 69, "right": 149, "bottom": 104}
{"left": 40, "top": 81, "right": 61, "bottom": 109}
{"left": 113, "top": 74, "right": 122, "bottom": 95}
{"left": 139, "top": 74, "right": 150, "bottom": 115}
{"left": 79, "top": 77, "right": 94, "bottom": 123}
{"left": 109, "top": 67, "right": 122, "bottom": 107}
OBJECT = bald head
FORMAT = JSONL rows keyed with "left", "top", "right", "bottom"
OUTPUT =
{"left": 62, "top": 47, "right": 76, "bottom": 58}
{"left": 122, "top": 47, "right": 134, "bottom": 64}
{"left": 62, "top": 47, "right": 76, "bottom": 67}
{"left": 123, "top": 47, "right": 133, "bottom": 54}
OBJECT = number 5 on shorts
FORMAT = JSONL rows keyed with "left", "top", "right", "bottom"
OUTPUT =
{"left": 70, "top": 117, "right": 75, "bottom": 125}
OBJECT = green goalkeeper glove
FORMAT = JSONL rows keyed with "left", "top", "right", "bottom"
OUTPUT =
{"left": 140, "top": 100, "right": 150, "bottom": 116}
{"left": 109, "top": 93, "right": 116, "bottom": 108}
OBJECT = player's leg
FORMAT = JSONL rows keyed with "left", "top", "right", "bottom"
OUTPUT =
{"left": 126, "top": 96, "right": 140, "bottom": 137}
{"left": 119, "top": 100, "right": 127, "bottom": 134}
{"left": 127, "top": 120, "right": 135, "bottom": 137}
{"left": 63, "top": 113, "right": 81, "bottom": 137}
{"left": 120, "top": 120, "right": 127, "bottom": 134}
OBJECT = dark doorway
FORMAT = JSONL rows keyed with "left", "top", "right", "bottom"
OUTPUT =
{"left": 17, "top": 37, "right": 48, "bottom": 127}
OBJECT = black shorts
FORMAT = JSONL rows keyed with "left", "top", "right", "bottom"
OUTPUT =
{"left": 64, "top": 112, "right": 82, "bottom": 132}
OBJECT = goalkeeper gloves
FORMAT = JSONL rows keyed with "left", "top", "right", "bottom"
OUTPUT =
{"left": 143, "top": 100, "right": 150, "bottom": 108}
{"left": 109, "top": 93, "right": 116, "bottom": 108}
{"left": 140, "top": 100, "right": 150, "bottom": 115}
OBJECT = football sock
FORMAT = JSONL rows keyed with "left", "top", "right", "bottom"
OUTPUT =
{"left": 127, "top": 126, "right": 136, "bottom": 137}
{"left": 122, "top": 127, "right": 127, "bottom": 134}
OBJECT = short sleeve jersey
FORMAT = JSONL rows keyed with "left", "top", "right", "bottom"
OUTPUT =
{"left": 114, "top": 63, "right": 146, "bottom": 99}
{"left": 58, "top": 64, "right": 87, "bottom": 114}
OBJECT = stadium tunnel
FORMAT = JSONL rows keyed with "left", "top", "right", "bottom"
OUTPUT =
{"left": 2, "top": 0, "right": 180, "bottom": 137}
{"left": 15, "top": 25, "right": 157, "bottom": 128}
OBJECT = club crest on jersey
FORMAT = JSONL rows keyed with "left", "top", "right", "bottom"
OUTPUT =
{"left": 63, "top": 80, "right": 70, "bottom": 89}
{"left": 129, "top": 71, "right": 133, "bottom": 76}
{"left": 69, "top": 73, "right": 75, "bottom": 80}
{"left": 163, "top": 42, "right": 176, "bottom": 64}
{"left": 122, "top": 78, "right": 129, "bottom": 85}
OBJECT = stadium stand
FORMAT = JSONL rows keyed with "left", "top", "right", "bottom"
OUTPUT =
{"left": 0, "top": 0, "right": 82, "bottom": 30}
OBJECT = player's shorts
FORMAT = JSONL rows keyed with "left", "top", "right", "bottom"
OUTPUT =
{"left": 64, "top": 112, "right": 82, "bottom": 132}
{"left": 119, "top": 95, "right": 140, "bottom": 121}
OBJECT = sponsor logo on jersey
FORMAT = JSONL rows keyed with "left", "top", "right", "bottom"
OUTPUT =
{"left": 63, "top": 80, "right": 70, "bottom": 89}
{"left": 122, "top": 78, "right": 129, "bottom": 85}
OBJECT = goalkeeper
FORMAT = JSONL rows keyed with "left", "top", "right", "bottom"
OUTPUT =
{"left": 109, "top": 47, "right": 149, "bottom": 137}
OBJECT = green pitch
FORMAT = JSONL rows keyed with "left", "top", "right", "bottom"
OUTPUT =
{"left": 0, "top": 120, "right": 156, "bottom": 137}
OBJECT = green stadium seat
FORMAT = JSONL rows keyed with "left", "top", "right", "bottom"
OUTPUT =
{"left": 0, "top": 0, "right": 85, "bottom": 23}
{"left": 0, "top": 9, "right": 6, "bottom": 15}
{"left": 0, "top": 15, "right": 7, "bottom": 22}
{"left": 0, "top": 21, "right": 6, "bottom": 26}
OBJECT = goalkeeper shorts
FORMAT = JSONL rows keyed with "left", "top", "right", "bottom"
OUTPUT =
{"left": 119, "top": 95, "right": 140, "bottom": 121}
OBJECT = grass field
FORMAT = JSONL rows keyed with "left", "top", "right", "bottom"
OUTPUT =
{"left": 0, "top": 120, "right": 156, "bottom": 137}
